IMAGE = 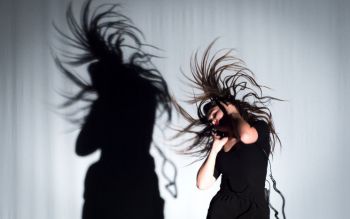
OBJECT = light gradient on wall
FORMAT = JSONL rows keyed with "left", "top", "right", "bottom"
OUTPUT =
{"left": 0, "top": 0, "right": 349, "bottom": 218}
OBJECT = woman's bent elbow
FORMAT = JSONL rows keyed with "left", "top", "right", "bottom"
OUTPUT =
{"left": 196, "top": 178, "right": 215, "bottom": 190}
{"left": 197, "top": 183, "right": 210, "bottom": 190}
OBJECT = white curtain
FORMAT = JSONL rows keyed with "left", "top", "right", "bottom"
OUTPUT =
{"left": 1, "top": 0, "right": 349, "bottom": 218}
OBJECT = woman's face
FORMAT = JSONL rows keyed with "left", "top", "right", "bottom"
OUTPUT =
{"left": 206, "top": 103, "right": 236, "bottom": 134}
{"left": 207, "top": 105, "right": 224, "bottom": 126}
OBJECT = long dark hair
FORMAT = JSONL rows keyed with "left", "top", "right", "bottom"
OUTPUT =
{"left": 52, "top": 0, "right": 172, "bottom": 123}
{"left": 174, "top": 40, "right": 282, "bottom": 159}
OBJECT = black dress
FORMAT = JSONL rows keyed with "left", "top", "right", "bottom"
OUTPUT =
{"left": 207, "top": 120, "right": 270, "bottom": 219}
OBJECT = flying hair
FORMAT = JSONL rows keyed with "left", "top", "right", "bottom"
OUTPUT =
{"left": 173, "top": 40, "right": 283, "bottom": 159}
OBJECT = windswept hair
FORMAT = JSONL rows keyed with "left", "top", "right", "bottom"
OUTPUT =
{"left": 53, "top": 0, "right": 171, "bottom": 123}
{"left": 174, "top": 41, "right": 282, "bottom": 159}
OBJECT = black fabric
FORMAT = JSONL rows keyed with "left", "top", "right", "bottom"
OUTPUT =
{"left": 207, "top": 120, "right": 270, "bottom": 219}
{"left": 82, "top": 160, "right": 164, "bottom": 219}
{"left": 77, "top": 74, "right": 166, "bottom": 219}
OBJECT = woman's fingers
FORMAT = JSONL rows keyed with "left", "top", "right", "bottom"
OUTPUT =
{"left": 219, "top": 101, "right": 238, "bottom": 114}
{"left": 212, "top": 133, "right": 222, "bottom": 139}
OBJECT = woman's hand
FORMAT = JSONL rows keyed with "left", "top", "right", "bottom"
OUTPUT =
{"left": 217, "top": 101, "right": 259, "bottom": 144}
{"left": 218, "top": 101, "right": 241, "bottom": 118}
{"left": 211, "top": 135, "right": 228, "bottom": 153}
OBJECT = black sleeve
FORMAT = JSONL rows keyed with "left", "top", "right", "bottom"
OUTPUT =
{"left": 213, "top": 155, "right": 221, "bottom": 179}
{"left": 252, "top": 120, "right": 270, "bottom": 152}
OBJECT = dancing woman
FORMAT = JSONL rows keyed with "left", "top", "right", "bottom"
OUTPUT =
{"left": 175, "top": 42, "right": 285, "bottom": 219}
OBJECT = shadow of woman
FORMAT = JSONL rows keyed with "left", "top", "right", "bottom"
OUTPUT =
{"left": 53, "top": 0, "right": 173, "bottom": 218}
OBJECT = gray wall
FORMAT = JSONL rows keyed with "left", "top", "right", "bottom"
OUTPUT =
{"left": 1, "top": 0, "right": 349, "bottom": 218}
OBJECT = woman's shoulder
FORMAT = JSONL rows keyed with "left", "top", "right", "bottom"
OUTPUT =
{"left": 249, "top": 119, "right": 268, "bottom": 129}
{"left": 249, "top": 119, "right": 270, "bottom": 145}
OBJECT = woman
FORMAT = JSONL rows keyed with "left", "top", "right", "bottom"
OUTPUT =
{"left": 175, "top": 41, "right": 284, "bottom": 219}
{"left": 53, "top": 0, "right": 173, "bottom": 218}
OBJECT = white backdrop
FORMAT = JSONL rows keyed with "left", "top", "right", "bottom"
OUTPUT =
{"left": 1, "top": 0, "right": 349, "bottom": 218}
